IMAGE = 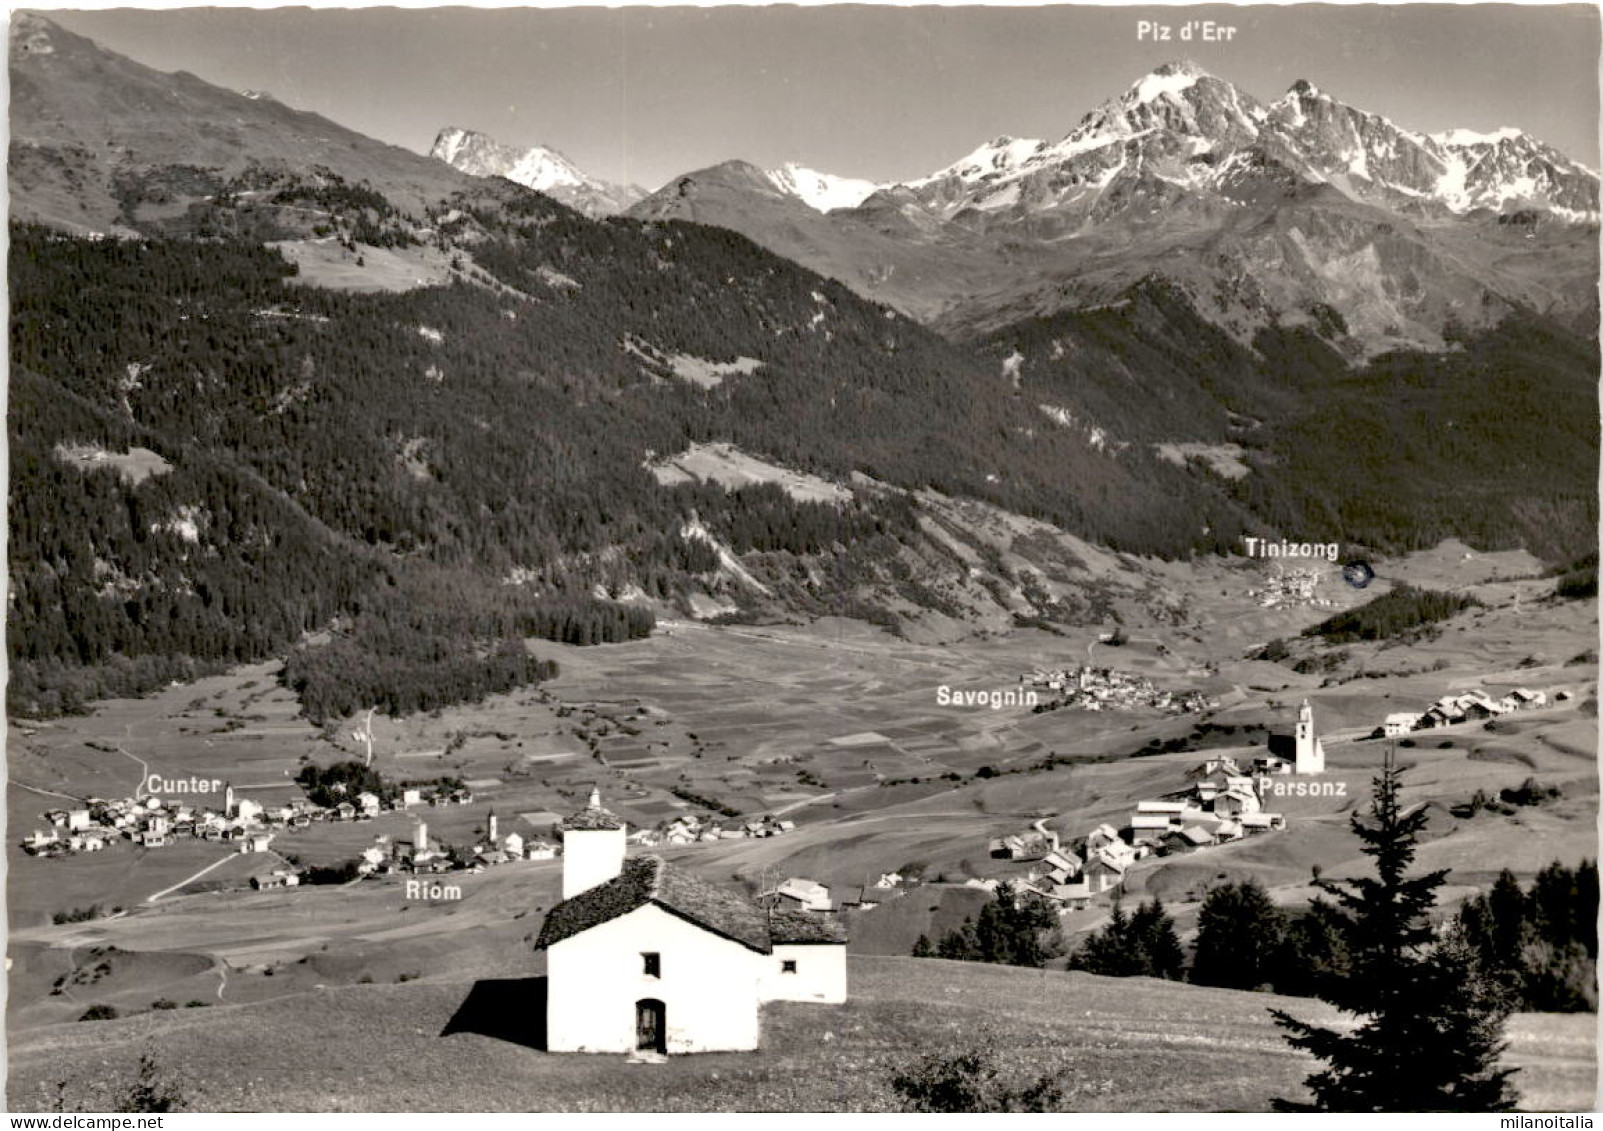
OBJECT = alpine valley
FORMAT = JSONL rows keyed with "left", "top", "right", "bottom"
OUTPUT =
{"left": 6, "top": 13, "right": 1600, "bottom": 1113}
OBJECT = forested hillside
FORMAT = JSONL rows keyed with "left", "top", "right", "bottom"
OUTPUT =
{"left": 8, "top": 203, "right": 1249, "bottom": 718}
{"left": 984, "top": 282, "right": 1599, "bottom": 561}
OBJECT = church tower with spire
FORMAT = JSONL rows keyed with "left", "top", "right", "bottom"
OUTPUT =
{"left": 1295, "top": 699, "right": 1326, "bottom": 775}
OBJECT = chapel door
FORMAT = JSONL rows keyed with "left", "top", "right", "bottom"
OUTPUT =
{"left": 636, "top": 998, "right": 666, "bottom": 1054}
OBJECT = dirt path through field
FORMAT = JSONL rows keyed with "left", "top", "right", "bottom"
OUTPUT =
{"left": 145, "top": 854, "right": 234, "bottom": 904}
{"left": 9, "top": 780, "right": 84, "bottom": 804}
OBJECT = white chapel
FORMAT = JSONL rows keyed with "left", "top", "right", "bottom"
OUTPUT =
{"left": 537, "top": 789, "right": 848, "bottom": 1055}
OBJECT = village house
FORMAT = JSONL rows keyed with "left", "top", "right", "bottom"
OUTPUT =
{"left": 1040, "top": 849, "right": 1082, "bottom": 884}
{"left": 251, "top": 869, "right": 301, "bottom": 890}
{"left": 987, "top": 830, "right": 1051, "bottom": 861}
{"left": 1419, "top": 703, "right": 1459, "bottom": 729}
{"left": 1161, "top": 825, "right": 1217, "bottom": 855}
{"left": 538, "top": 790, "right": 847, "bottom": 1054}
{"left": 1384, "top": 712, "right": 1422, "bottom": 737}
{"left": 1253, "top": 753, "right": 1293, "bottom": 775}
{"left": 1190, "top": 755, "right": 1242, "bottom": 779}
{"left": 1130, "top": 812, "right": 1177, "bottom": 840}
{"left": 237, "top": 831, "right": 274, "bottom": 854}
{"left": 835, "top": 885, "right": 880, "bottom": 912}
{"left": 358, "top": 845, "right": 389, "bottom": 875}
{"left": 1043, "top": 877, "right": 1093, "bottom": 911}
{"left": 1084, "top": 824, "right": 1123, "bottom": 854}
{"left": 1210, "top": 787, "right": 1261, "bottom": 820}
{"left": 771, "top": 877, "right": 832, "bottom": 913}
{"left": 1082, "top": 851, "right": 1127, "bottom": 893}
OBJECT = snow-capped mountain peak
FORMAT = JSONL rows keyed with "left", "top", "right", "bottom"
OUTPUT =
{"left": 430, "top": 126, "right": 644, "bottom": 217}
{"left": 432, "top": 126, "right": 586, "bottom": 192}
{"left": 764, "top": 163, "right": 885, "bottom": 211}
{"left": 1129, "top": 59, "right": 1211, "bottom": 105}
{"left": 876, "top": 61, "right": 1596, "bottom": 238}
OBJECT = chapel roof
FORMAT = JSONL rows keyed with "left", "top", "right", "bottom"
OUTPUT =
{"left": 535, "top": 855, "right": 776, "bottom": 954}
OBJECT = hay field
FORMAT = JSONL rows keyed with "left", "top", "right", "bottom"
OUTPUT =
{"left": 7, "top": 956, "right": 1592, "bottom": 1113}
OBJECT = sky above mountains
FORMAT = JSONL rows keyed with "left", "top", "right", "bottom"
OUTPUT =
{"left": 40, "top": 4, "right": 1602, "bottom": 191}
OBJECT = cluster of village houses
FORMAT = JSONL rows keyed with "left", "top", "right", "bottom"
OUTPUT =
{"left": 760, "top": 873, "right": 910, "bottom": 916}
{"left": 340, "top": 798, "right": 803, "bottom": 880}
{"left": 21, "top": 780, "right": 475, "bottom": 862}
{"left": 1381, "top": 685, "right": 1558, "bottom": 736}
{"left": 1020, "top": 664, "right": 1217, "bottom": 715}
{"left": 25, "top": 767, "right": 809, "bottom": 902}
{"left": 1247, "top": 564, "right": 1332, "bottom": 609}
{"left": 758, "top": 739, "right": 1300, "bottom": 924}
{"left": 974, "top": 700, "right": 1326, "bottom": 913}
{"left": 634, "top": 812, "right": 796, "bottom": 847}
{"left": 980, "top": 751, "right": 1291, "bottom": 912}
{"left": 351, "top": 809, "right": 558, "bottom": 880}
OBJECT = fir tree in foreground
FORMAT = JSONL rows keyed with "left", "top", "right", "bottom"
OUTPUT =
{"left": 1272, "top": 756, "right": 1518, "bottom": 1111}
{"left": 919, "top": 884, "right": 1062, "bottom": 968}
{"left": 1067, "top": 896, "right": 1184, "bottom": 979}
{"left": 1191, "top": 878, "right": 1284, "bottom": 989}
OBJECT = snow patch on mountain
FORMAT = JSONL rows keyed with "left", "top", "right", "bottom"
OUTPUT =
{"left": 911, "top": 136, "right": 1047, "bottom": 188}
{"left": 1432, "top": 127, "right": 1525, "bottom": 147}
{"left": 1131, "top": 66, "right": 1202, "bottom": 106}
{"left": 765, "top": 163, "right": 884, "bottom": 211}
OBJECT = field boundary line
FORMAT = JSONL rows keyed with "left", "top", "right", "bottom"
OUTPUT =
{"left": 8, "top": 780, "right": 84, "bottom": 803}
{"left": 145, "top": 853, "right": 234, "bottom": 904}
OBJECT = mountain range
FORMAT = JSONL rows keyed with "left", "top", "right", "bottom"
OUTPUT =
{"left": 7, "top": 13, "right": 1598, "bottom": 717}
{"left": 618, "top": 60, "right": 1599, "bottom": 356}
{"left": 429, "top": 128, "right": 884, "bottom": 216}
